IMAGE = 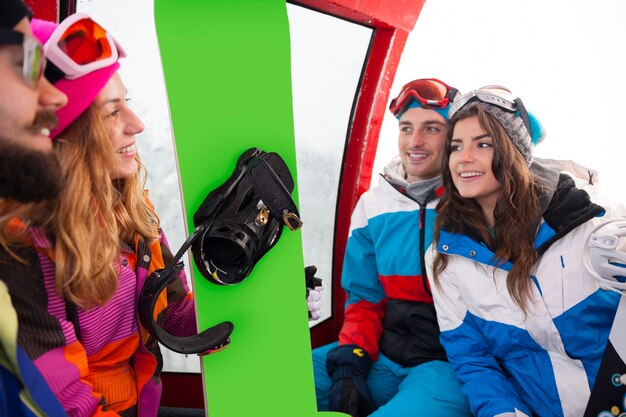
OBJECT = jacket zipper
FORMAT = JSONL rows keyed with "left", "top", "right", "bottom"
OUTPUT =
{"left": 381, "top": 175, "right": 436, "bottom": 297}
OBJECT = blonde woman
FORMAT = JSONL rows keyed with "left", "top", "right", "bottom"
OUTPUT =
{"left": 0, "top": 14, "right": 196, "bottom": 417}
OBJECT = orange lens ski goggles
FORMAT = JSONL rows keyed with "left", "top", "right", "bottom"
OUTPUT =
{"left": 43, "top": 12, "right": 126, "bottom": 80}
{"left": 388, "top": 78, "right": 458, "bottom": 117}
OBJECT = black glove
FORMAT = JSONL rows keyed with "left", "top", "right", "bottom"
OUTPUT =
{"left": 304, "top": 265, "right": 322, "bottom": 294}
{"left": 326, "top": 344, "right": 376, "bottom": 417}
{"left": 305, "top": 265, "right": 323, "bottom": 320}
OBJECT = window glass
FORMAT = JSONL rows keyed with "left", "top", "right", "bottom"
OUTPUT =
{"left": 287, "top": 3, "right": 372, "bottom": 326}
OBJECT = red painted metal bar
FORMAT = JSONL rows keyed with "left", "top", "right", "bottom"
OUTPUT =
{"left": 25, "top": 0, "right": 76, "bottom": 22}
{"left": 24, "top": 0, "right": 57, "bottom": 21}
{"left": 310, "top": 26, "right": 411, "bottom": 347}
{"left": 294, "top": 0, "right": 423, "bottom": 31}
{"left": 297, "top": 0, "right": 426, "bottom": 348}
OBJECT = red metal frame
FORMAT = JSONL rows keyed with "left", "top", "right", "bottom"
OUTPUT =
{"left": 24, "top": 0, "right": 57, "bottom": 21}
{"left": 26, "top": 0, "right": 76, "bottom": 22}
{"left": 294, "top": 0, "right": 422, "bottom": 31}
{"left": 304, "top": 0, "right": 425, "bottom": 348}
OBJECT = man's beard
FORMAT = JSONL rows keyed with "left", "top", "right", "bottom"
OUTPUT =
{"left": 0, "top": 139, "right": 61, "bottom": 202}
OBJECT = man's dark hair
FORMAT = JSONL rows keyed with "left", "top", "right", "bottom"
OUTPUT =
{"left": 0, "top": 0, "right": 31, "bottom": 30}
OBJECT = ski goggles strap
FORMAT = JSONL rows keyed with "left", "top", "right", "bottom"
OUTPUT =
{"left": 449, "top": 85, "right": 532, "bottom": 137}
{"left": 0, "top": 29, "right": 46, "bottom": 88}
{"left": 388, "top": 78, "right": 459, "bottom": 117}
{"left": 43, "top": 12, "right": 126, "bottom": 82}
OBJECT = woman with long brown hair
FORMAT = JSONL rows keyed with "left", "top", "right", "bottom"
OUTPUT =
{"left": 0, "top": 14, "right": 196, "bottom": 417}
{"left": 427, "top": 87, "right": 620, "bottom": 417}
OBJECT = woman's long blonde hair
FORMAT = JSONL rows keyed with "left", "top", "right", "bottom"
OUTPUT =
{"left": 53, "top": 104, "right": 158, "bottom": 309}
{"left": 432, "top": 104, "right": 542, "bottom": 313}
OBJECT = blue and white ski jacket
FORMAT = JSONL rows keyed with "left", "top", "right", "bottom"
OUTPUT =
{"left": 338, "top": 157, "right": 446, "bottom": 366}
{"left": 426, "top": 175, "right": 620, "bottom": 417}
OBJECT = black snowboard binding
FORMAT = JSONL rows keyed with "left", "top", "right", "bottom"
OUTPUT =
{"left": 138, "top": 147, "right": 301, "bottom": 354}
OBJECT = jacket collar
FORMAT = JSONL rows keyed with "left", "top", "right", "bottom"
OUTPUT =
{"left": 381, "top": 155, "right": 444, "bottom": 203}
{"left": 437, "top": 229, "right": 514, "bottom": 271}
{"left": 536, "top": 173, "right": 604, "bottom": 255}
{"left": 439, "top": 173, "right": 605, "bottom": 266}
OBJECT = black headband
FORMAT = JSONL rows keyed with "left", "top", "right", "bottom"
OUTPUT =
{"left": 0, "top": 28, "right": 24, "bottom": 45}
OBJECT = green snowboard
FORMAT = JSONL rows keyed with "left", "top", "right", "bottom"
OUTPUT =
{"left": 155, "top": 1, "right": 345, "bottom": 416}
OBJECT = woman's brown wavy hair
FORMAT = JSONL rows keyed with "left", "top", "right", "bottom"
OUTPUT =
{"left": 432, "top": 104, "right": 542, "bottom": 313}
{"left": 52, "top": 104, "right": 159, "bottom": 309}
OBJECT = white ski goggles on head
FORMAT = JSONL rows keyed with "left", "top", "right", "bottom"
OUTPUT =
{"left": 43, "top": 12, "right": 126, "bottom": 80}
{"left": 449, "top": 85, "right": 532, "bottom": 137}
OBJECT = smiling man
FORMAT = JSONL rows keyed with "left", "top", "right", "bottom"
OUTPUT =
{"left": 0, "top": 0, "right": 67, "bottom": 202}
{"left": 310, "top": 78, "right": 472, "bottom": 417}
{"left": 397, "top": 104, "right": 448, "bottom": 183}
{"left": 0, "top": 1, "right": 69, "bottom": 416}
